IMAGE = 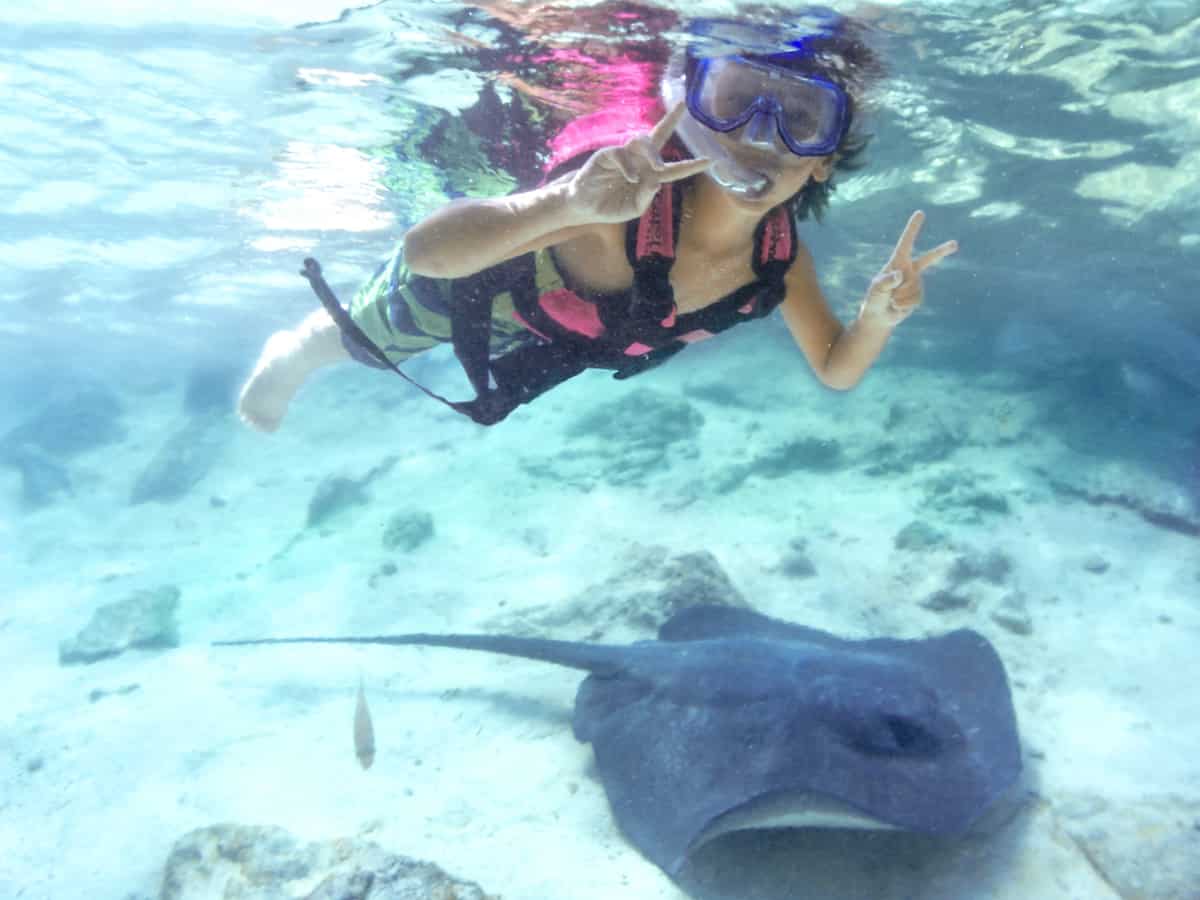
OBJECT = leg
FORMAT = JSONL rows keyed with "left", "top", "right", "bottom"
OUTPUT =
{"left": 237, "top": 307, "right": 350, "bottom": 432}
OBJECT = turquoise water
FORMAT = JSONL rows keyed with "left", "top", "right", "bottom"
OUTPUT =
{"left": 2, "top": 3, "right": 1198, "bottom": 899}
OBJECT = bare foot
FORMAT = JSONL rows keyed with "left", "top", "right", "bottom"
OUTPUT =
{"left": 238, "top": 309, "right": 349, "bottom": 432}
{"left": 238, "top": 330, "right": 308, "bottom": 432}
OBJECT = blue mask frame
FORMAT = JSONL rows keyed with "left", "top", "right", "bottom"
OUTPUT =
{"left": 684, "top": 44, "right": 849, "bottom": 157}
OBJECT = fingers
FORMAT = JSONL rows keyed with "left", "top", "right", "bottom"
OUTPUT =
{"left": 882, "top": 271, "right": 921, "bottom": 317}
{"left": 647, "top": 100, "right": 688, "bottom": 152}
{"left": 869, "top": 267, "right": 918, "bottom": 307}
{"left": 604, "top": 135, "right": 708, "bottom": 187}
{"left": 596, "top": 100, "right": 707, "bottom": 188}
{"left": 887, "top": 210, "right": 926, "bottom": 266}
{"left": 887, "top": 211, "right": 959, "bottom": 273}
{"left": 890, "top": 279, "right": 921, "bottom": 308}
{"left": 868, "top": 269, "right": 903, "bottom": 297}
{"left": 913, "top": 239, "right": 958, "bottom": 273}
{"left": 865, "top": 216, "right": 957, "bottom": 324}
{"left": 601, "top": 150, "right": 639, "bottom": 183}
{"left": 657, "top": 157, "right": 713, "bottom": 183}
{"left": 861, "top": 268, "right": 918, "bottom": 324}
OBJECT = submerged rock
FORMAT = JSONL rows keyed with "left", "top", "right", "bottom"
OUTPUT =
{"left": 487, "top": 545, "right": 747, "bottom": 640}
{"left": 522, "top": 388, "right": 704, "bottom": 487}
{"left": 863, "top": 431, "right": 962, "bottom": 477}
{"left": 182, "top": 362, "right": 241, "bottom": 416}
{"left": 1040, "top": 465, "right": 1200, "bottom": 539}
{"left": 158, "top": 823, "right": 498, "bottom": 900}
{"left": 382, "top": 510, "right": 435, "bottom": 552}
{"left": 991, "top": 593, "right": 1034, "bottom": 636}
{"left": 1, "top": 381, "right": 127, "bottom": 458}
{"left": 1, "top": 381, "right": 127, "bottom": 509}
{"left": 775, "top": 538, "right": 817, "bottom": 578}
{"left": 0, "top": 443, "right": 73, "bottom": 509}
{"left": 307, "top": 476, "right": 371, "bottom": 529}
{"left": 862, "top": 400, "right": 964, "bottom": 477}
{"left": 58, "top": 585, "right": 181, "bottom": 665}
{"left": 921, "top": 588, "right": 973, "bottom": 612}
{"left": 305, "top": 457, "right": 400, "bottom": 531}
{"left": 566, "top": 387, "right": 704, "bottom": 448}
{"left": 893, "top": 520, "right": 948, "bottom": 551}
{"left": 716, "top": 436, "right": 843, "bottom": 494}
{"left": 682, "top": 379, "right": 764, "bottom": 410}
{"left": 130, "top": 418, "right": 231, "bottom": 505}
{"left": 921, "top": 471, "right": 1012, "bottom": 522}
{"left": 271, "top": 459, "right": 398, "bottom": 562}
{"left": 949, "top": 548, "right": 1014, "bottom": 586}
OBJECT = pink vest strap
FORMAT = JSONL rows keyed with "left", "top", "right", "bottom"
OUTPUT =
{"left": 635, "top": 186, "right": 676, "bottom": 259}
{"left": 527, "top": 179, "right": 793, "bottom": 356}
{"left": 537, "top": 287, "right": 605, "bottom": 338}
{"left": 759, "top": 207, "right": 794, "bottom": 266}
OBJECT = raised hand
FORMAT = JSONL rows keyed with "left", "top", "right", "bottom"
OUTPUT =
{"left": 860, "top": 211, "right": 958, "bottom": 327}
{"left": 565, "top": 102, "right": 713, "bottom": 224}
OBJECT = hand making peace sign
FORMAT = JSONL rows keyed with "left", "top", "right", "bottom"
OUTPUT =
{"left": 565, "top": 101, "right": 713, "bottom": 224}
{"left": 860, "top": 211, "right": 959, "bottom": 327}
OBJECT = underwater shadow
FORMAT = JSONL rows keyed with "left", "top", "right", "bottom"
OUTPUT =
{"left": 675, "top": 792, "right": 1036, "bottom": 900}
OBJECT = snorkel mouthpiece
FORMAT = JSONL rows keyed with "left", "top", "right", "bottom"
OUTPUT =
{"left": 720, "top": 172, "right": 772, "bottom": 200}
{"left": 704, "top": 144, "right": 772, "bottom": 198}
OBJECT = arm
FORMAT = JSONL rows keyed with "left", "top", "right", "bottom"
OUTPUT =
{"left": 779, "top": 244, "right": 894, "bottom": 391}
{"left": 403, "top": 102, "right": 711, "bottom": 280}
{"left": 403, "top": 178, "right": 601, "bottom": 279}
{"left": 781, "top": 210, "right": 958, "bottom": 390}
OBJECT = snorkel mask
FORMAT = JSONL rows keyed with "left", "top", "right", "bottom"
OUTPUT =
{"left": 661, "top": 16, "right": 851, "bottom": 199}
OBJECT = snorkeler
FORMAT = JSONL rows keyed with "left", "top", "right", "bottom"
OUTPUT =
{"left": 238, "top": 14, "right": 957, "bottom": 431}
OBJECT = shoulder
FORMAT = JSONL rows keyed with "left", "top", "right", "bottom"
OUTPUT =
{"left": 781, "top": 238, "right": 833, "bottom": 320}
{"left": 778, "top": 236, "right": 841, "bottom": 368}
{"left": 783, "top": 237, "right": 819, "bottom": 288}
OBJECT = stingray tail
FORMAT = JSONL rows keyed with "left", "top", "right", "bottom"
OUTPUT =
{"left": 212, "top": 633, "right": 629, "bottom": 675}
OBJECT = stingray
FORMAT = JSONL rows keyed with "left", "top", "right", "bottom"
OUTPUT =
{"left": 215, "top": 605, "right": 1022, "bottom": 877}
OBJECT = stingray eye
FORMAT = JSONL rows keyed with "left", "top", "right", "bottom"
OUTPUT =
{"left": 881, "top": 714, "right": 941, "bottom": 756}
{"left": 812, "top": 675, "right": 950, "bottom": 757}
{"left": 838, "top": 710, "right": 945, "bottom": 757}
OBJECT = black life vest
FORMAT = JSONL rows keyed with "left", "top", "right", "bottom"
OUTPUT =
{"left": 303, "top": 183, "right": 798, "bottom": 425}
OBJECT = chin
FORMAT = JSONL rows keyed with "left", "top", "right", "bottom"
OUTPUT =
{"left": 730, "top": 192, "right": 777, "bottom": 210}
{"left": 728, "top": 183, "right": 792, "bottom": 210}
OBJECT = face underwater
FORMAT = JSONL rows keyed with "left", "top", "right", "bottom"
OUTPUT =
{"left": 669, "top": 46, "right": 850, "bottom": 201}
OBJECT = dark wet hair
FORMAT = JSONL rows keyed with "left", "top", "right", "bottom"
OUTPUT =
{"left": 683, "top": 12, "right": 886, "bottom": 221}
{"left": 437, "top": 3, "right": 884, "bottom": 217}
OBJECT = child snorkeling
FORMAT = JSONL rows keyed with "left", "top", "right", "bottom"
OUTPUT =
{"left": 239, "top": 12, "right": 957, "bottom": 430}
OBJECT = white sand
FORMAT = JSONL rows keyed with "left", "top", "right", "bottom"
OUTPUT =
{"left": 1, "top": 340, "right": 1198, "bottom": 899}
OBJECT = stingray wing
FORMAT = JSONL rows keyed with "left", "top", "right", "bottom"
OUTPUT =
{"left": 573, "top": 621, "right": 1022, "bottom": 876}
{"left": 657, "top": 604, "right": 842, "bottom": 645}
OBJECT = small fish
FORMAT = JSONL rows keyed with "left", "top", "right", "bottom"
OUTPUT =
{"left": 354, "top": 679, "right": 375, "bottom": 770}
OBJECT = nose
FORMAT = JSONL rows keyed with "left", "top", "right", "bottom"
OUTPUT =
{"left": 739, "top": 109, "right": 779, "bottom": 149}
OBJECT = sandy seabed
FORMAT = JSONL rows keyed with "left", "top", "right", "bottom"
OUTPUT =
{"left": 2, "top": 338, "right": 1197, "bottom": 900}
